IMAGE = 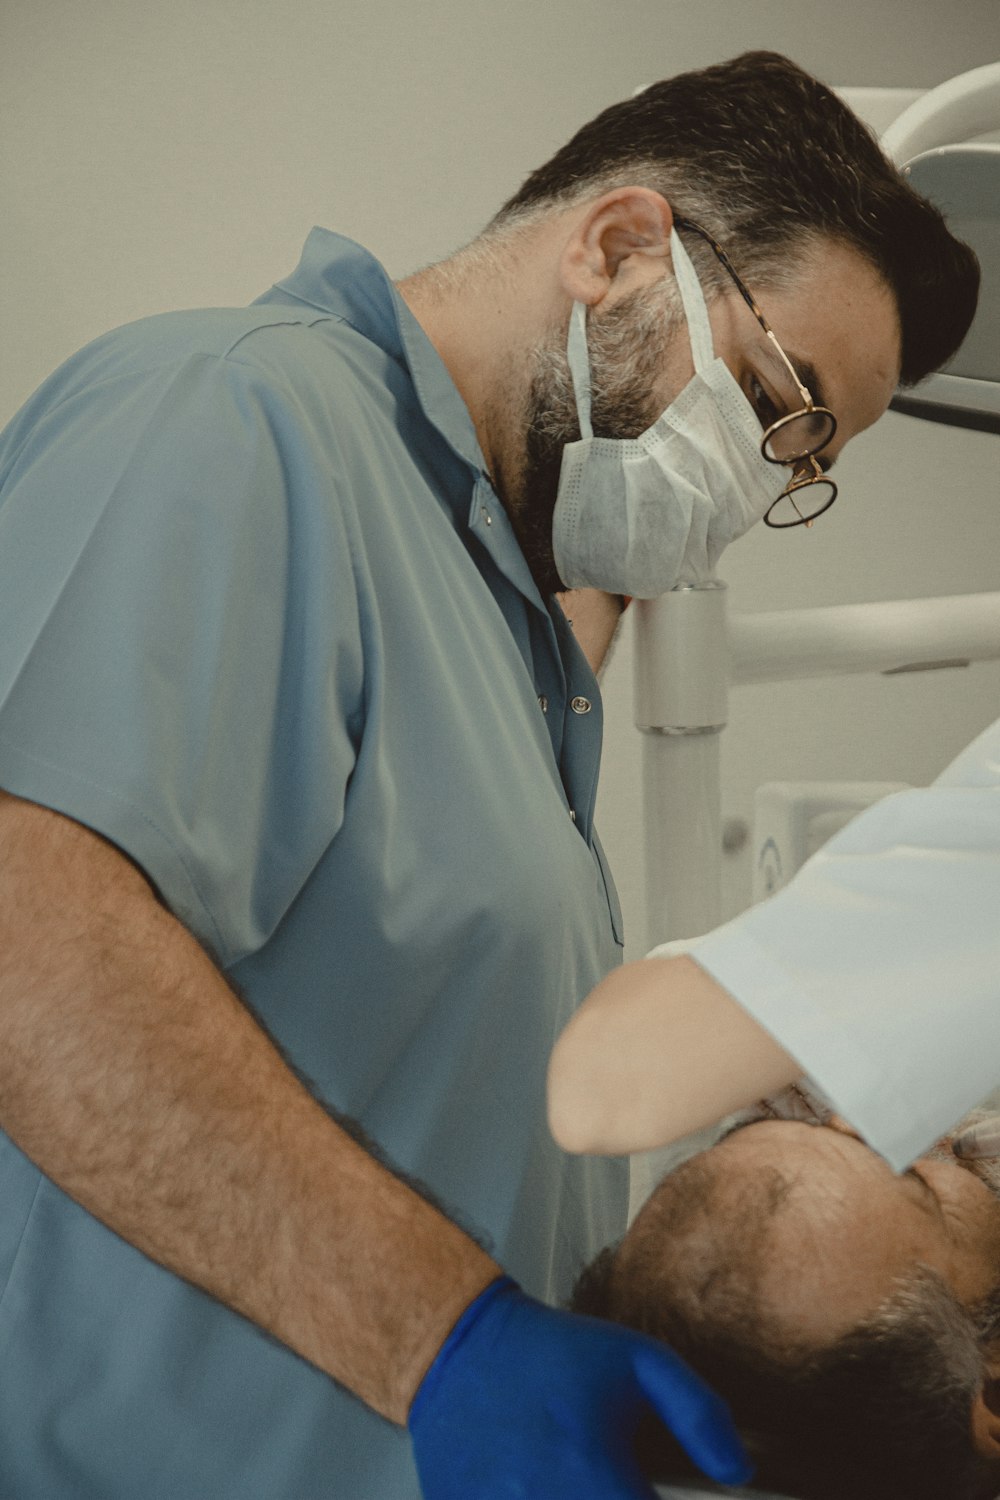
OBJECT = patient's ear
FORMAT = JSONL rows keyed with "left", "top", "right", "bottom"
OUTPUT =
{"left": 971, "top": 1376, "right": 1000, "bottom": 1458}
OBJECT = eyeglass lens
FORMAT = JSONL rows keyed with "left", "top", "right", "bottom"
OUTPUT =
{"left": 763, "top": 409, "right": 837, "bottom": 464}
{"left": 765, "top": 476, "right": 837, "bottom": 528}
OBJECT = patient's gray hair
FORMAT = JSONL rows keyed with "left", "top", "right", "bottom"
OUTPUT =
{"left": 570, "top": 1150, "right": 1000, "bottom": 1500}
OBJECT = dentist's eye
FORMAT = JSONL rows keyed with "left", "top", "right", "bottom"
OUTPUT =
{"left": 748, "top": 375, "right": 780, "bottom": 431}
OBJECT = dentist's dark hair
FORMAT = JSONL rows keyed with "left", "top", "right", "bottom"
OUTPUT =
{"left": 490, "top": 51, "right": 978, "bottom": 388}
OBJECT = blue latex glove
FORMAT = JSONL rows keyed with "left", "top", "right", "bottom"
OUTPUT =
{"left": 408, "top": 1276, "right": 752, "bottom": 1497}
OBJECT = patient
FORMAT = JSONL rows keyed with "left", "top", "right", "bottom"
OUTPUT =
{"left": 570, "top": 1099, "right": 1000, "bottom": 1500}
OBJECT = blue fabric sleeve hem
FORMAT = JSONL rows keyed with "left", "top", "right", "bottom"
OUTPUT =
{"left": 0, "top": 734, "right": 230, "bottom": 965}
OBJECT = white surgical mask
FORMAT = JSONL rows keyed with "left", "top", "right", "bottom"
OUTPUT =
{"left": 552, "top": 228, "right": 786, "bottom": 598}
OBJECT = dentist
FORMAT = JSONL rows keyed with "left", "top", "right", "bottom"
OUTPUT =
{"left": 0, "top": 52, "right": 976, "bottom": 1500}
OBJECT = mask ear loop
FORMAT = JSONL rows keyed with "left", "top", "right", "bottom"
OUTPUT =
{"left": 669, "top": 229, "right": 715, "bottom": 375}
{"left": 566, "top": 302, "right": 594, "bottom": 441}
{"left": 566, "top": 231, "right": 712, "bottom": 441}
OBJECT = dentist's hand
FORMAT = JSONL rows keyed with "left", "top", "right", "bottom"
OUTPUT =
{"left": 408, "top": 1276, "right": 752, "bottom": 1498}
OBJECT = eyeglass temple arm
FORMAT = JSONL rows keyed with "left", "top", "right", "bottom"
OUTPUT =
{"left": 765, "top": 331, "right": 814, "bottom": 411}
{"left": 674, "top": 216, "right": 816, "bottom": 411}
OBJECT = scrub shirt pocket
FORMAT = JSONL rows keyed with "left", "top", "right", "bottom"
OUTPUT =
{"left": 592, "top": 831, "right": 624, "bottom": 948}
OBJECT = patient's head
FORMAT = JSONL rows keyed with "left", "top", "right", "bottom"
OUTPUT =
{"left": 571, "top": 1108, "right": 1000, "bottom": 1500}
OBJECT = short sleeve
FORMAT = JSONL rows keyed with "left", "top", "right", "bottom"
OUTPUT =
{"left": 690, "top": 716, "right": 1000, "bottom": 1170}
{"left": 0, "top": 349, "right": 364, "bottom": 965}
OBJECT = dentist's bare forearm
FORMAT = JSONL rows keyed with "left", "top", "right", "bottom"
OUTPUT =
{"left": 547, "top": 955, "right": 800, "bottom": 1154}
{"left": 0, "top": 792, "right": 499, "bottom": 1423}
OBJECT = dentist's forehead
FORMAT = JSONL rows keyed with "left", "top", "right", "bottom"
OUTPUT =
{"left": 760, "top": 240, "right": 901, "bottom": 445}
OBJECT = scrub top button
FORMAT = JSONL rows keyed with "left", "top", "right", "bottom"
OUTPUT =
{"left": 538, "top": 695, "right": 548, "bottom": 714}
{"left": 571, "top": 696, "right": 592, "bottom": 715}
{"left": 480, "top": 506, "right": 493, "bottom": 525}
{"left": 569, "top": 809, "right": 577, "bottom": 822}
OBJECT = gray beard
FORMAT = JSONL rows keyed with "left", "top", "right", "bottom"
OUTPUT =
{"left": 500, "top": 281, "right": 684, "bottom": 598}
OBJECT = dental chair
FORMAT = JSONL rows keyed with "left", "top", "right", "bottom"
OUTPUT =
{"left": 647, "top": 60, "right": 1000, "bottom": 1500}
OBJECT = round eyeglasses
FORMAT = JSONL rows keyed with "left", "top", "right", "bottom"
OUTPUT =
{"left": 673, "top": 216, "right": 839, "bottom": 529}
{"left": 763, "top": 452, "right": 837, "bottom": 528}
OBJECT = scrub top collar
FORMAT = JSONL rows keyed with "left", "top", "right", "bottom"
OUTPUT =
{"left": 254, "top": 228, "right": 488, "bottom": 488}
{"left": 254, "top": 228, "right": 547, "bottom": 614}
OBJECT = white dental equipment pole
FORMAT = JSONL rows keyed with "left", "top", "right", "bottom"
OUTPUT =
{"left": 636, "top": 63, "right": 1000, "bottom": 951}
{"left": 635, "top": 583, "right": 728, "bottom": 942}
{"left": 636, "top": 589, "right": 1000, "bottom": 947}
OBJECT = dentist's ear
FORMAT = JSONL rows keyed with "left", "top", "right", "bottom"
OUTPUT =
{"left": 558, "top": 188, "right": 674, "bottom": 309}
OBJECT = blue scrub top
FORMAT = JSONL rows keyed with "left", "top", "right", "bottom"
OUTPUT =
{"left": 0, "top": 229, "right": 628, "bottom": 1499}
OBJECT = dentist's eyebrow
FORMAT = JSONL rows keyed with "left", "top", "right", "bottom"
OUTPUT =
{"left": 791, "top": 356, "right": 827, "bottom": 409}
{"left": 765, "top": 348, "right": 829, "bottom": 413}
{"left": 760, "top": 345, "right": 837, "bottom": 473}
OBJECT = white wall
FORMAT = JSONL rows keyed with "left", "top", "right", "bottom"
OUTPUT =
{"left": 3, "top": 0, "right": 999, "bottom": 960}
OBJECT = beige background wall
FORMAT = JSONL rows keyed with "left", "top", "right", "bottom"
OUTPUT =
{"left": 3, "top": 0, "right": 1000, "bottom": 958}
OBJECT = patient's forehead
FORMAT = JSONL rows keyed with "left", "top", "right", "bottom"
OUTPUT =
{"left": 695, "top": 1119, "right": 1000, "bottom": 1340}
